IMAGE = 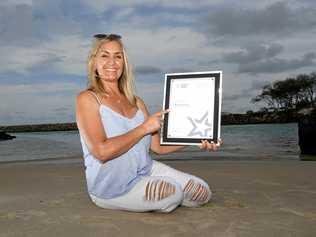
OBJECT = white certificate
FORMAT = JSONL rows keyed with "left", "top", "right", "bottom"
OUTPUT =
{"left": 161, "top": 71, "right": 222, "bottom": 145}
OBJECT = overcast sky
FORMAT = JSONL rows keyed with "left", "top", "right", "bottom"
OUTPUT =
{"left": 0, "top": 0, "right": 315, "bottom": 125}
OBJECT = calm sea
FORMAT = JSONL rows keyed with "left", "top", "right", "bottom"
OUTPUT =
{"left": 0, "top": 123, "right": 300, "bottom": 163}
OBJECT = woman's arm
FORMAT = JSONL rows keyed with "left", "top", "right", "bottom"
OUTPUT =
{"left": 136, "top": 97, "right": 185, "bottom": 155}
{"left": 76, "top": 91, "right": 161, "bottom": 162}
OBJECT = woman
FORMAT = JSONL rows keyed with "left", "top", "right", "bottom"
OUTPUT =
{"left": 76, "top": 34, "right": 221, "bottom": 213}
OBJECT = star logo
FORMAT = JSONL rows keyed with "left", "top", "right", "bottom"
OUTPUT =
{"left": 187, "top": 111, "right": 212, "bottom": 137}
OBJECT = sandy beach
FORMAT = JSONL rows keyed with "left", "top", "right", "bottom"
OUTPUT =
{"left": 1, "top": 159, "right": 316, "bottom": 237}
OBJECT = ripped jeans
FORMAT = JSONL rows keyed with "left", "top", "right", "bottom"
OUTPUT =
{"left": 89, "top": 160, "right": 212, "bottom": 213}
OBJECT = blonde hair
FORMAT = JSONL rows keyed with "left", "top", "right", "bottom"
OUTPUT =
{"left": 87, "top": 35, "right": 136, "bottom": 105}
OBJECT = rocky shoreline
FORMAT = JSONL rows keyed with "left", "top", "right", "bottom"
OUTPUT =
{"left": 0, "top": 112, "right": 298, "bottom": 133}
{"left": 0, "top": 122, "right": 77, "bottom": 133}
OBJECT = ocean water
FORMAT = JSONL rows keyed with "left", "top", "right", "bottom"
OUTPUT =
{"left": 0, "top": 123, "right": 300, "bottom": 163}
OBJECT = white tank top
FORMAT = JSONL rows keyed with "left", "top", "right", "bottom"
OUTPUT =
{"left": 79, "top": 92, "right": 152, "bottom": 199}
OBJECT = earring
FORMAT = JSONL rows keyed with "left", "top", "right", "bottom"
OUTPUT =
{"left": 95, "top": 70, "right": 100, "bottom": 79}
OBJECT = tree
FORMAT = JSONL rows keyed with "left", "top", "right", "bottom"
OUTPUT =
{"left": 252, "top": 72, "right": 316, "bottom": 111}
{"left": 296, "top": 73, "right": 316, "bottom": 107}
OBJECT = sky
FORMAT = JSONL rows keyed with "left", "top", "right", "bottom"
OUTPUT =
{"left": 0, "top": 0, "right": 315, "bottom": 125}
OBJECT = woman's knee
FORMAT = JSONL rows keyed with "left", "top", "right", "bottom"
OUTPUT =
{"left": 144, "top": 178, "right": 183, "bottom": 212}
{"left": 183, "top": 177, "right": 212, "bottom": 205}
{"left": 144, "top": 178, "right": 182, "bottom": 202}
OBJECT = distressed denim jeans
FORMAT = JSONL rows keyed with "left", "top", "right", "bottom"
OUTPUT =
{"left": 90, "top": 160, "right": 212, "bottom": 213}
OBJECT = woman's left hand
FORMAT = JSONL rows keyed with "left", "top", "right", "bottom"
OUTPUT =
{"left": 199, "top": 139, "right": 223, "bottom": 151}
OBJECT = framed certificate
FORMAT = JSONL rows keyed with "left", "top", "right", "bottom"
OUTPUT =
{"left": 161, "top": 71, "right": 222, "bottom": 145}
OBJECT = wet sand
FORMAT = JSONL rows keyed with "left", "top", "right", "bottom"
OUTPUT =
{"left": 1, "top": 159, "right": 316, "bottom": 237}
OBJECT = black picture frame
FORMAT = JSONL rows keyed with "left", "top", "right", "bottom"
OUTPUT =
{"left": 161, "top": 71, "right": 222, "bottom": 145}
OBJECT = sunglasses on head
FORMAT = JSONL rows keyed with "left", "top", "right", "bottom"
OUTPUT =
{"left": 93, "top": 34, "right": 122, "bottom": 40}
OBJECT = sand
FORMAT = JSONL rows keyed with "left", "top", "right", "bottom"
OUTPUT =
{"left": 1, "top": 159, "right": 316, "bottom": 237}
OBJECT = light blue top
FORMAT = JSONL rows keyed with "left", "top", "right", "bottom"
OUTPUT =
{"left": 79, "top": 99, "right": 153, "bottom": 199}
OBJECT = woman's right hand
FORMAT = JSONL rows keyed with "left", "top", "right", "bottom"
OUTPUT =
{"left": 142, "top": 109, "right": 169, "bottom": 134}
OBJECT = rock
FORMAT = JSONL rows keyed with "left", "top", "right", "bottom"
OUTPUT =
{"left": 0, "top": 132, "right": 16, "bottom": 141}
{"left": 298, "top": 108, "right": 316, "bottom": 156}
